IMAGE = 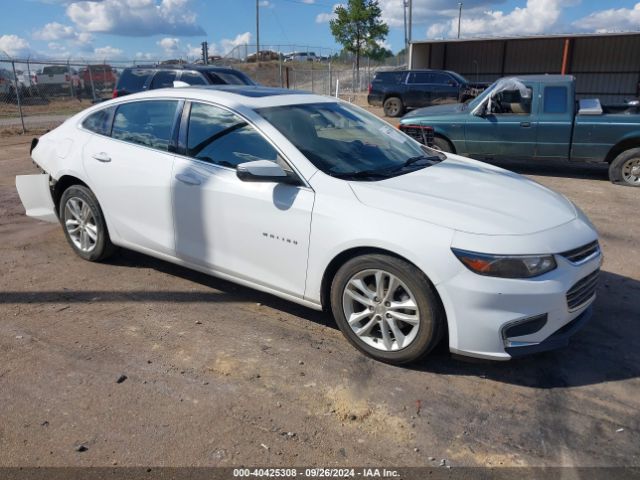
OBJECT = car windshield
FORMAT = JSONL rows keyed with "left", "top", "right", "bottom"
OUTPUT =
{"left": 449, "top": 71, "right": 468, "bottom": 84}
{"left": 465, "top": 79, "right": 499, "bottom": 110}
{"left": 257, "top": 102, "right": 444, "bottom": 180}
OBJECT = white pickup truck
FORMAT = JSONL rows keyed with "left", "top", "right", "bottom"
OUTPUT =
{"left": 36, "top": 66, "right": 83, "bottom": 94}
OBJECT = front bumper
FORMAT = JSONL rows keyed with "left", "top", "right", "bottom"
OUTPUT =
{"left": 438, "top": 237, "right": 602, "bottom": 361}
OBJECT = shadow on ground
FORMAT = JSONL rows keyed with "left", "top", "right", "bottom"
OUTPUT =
{"left": 485, "top": 158, "right": 610, "bottom": 181}
{"left": 2, "top": 249, "right": 637, "bottom": 389}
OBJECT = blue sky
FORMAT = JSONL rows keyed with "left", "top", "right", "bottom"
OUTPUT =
{"left": 0, "top": 0, "right": 639, "bottom": 61}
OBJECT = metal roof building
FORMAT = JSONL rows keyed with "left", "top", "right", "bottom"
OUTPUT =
{"left": 409, "top": 32, "right": 640, "bottom": 103}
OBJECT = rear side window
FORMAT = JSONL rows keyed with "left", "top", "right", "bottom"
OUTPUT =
{"left": 150, "top": 70, "right": 177, "bottom": 89}
{"left": 82, "top": 107, "right": 114, "bottom": 136}
{"left": 117, "top": 69, "right": 153, "bottom": 93}
{"left": 204, "top": 71, "right": 253, "bottom": 85}
{"left": 374, "top": 72, "right": 405, "bottom": 84}
{"left": 186, "top": 102, "right": 277, "bottom": 168}
{"left": 112, "top": 100, "right": 179, "bottom": 151}
{"left": 408, "top": 72, "right": 431, "bottom": 84}
{"left": 180, "top": 71, "right": 207, "bottom": 85}
{"left": 544, "top": 86, "right": 568, "bottom": 114}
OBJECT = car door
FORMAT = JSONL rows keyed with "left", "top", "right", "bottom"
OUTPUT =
{"left": 430, "top": 72, "right": 460, "bottom": 105}
{"left": 82, "top": 99, "right": 181, "bottom": 255}
{"left": 464, "top": 83, "right": 538, "bottom": 159}
{"left": 535, "top": 84, "right": 572, "bottom": 159}
{"left": 404, "top": 72, "right": 430, "bottom": 108}
{"left": 171, "top": 102, "right": 314, "bottom": 297}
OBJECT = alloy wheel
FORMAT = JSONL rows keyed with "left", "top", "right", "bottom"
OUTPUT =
{"left": 64, "top": 197, "right": 98, "bottom": 253}
{"left": 342, "top": 269, "right": 420, "bottom": 351}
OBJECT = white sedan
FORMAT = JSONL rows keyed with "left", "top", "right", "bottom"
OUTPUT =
{"left": 16, "top": 85, "right": 601, "bottom": 364}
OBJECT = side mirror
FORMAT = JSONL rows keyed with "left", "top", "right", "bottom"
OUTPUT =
{"left": 236, "top": 160, "right": 299, "bottom": 184}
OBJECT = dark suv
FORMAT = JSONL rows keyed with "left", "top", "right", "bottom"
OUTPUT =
{"left": 367, "top": 69, "right": 487, "bottom": 117}
{"left": 113, "top": 65, "right": 256, "bottom": 98}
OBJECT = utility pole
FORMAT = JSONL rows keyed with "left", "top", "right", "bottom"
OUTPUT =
{"left": 256, "top": 0, "right": 260, "bottom": 62}
{"left": 403, "top": 0, "right": 408, "bottom": 55}
{"left": 457, "top": 2, "right": 463, "bottom": 39}
{"left": 408, "top": 0, "right": 412, "bottom": 44}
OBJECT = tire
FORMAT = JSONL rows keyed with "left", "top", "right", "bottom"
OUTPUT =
{"left": 59, "top": 185, "right": 116, "bottom": 261}
{"left": 330, "top": 254, "right": 445, "bottom": 364}
{"left": 432, "top": 136, "right": 453, "bottom": 153}
{"left": 609, "top": 148, "right": 640, "bottom": 187}
{"left": 383, "top": 96, "right": 405, "bottom": 117}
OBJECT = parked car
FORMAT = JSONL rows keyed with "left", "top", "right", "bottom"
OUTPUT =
{"left": 16, "top": 85, "right": 601, "bottom": 364}
{"left": 284, "top": 52, "right": 317, "bottom": 62}
{"left": 36, "top": 65, "right": 83, "bottom": 94}
{"left": 80, "top": 64, "right": 118, "bottom": 93}
{"left": 368, "top": 69, "right": 488, "bottom": 117}
{"left": 398, "top": 75, "right": 640, "bottom": 187}
{"left": 0, "top": 69, "right": 37, "bottom": 99}
{"left": 112, "top": 65, "right": 256, "bottom": 97}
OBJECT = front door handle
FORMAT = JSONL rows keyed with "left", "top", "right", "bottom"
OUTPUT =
{"left": 520, "top": 122, "right": 531, "bottom": 128}
{"left": 91, "top": 152, "right": 111, "bottom": 162}
{"left": 175, "top": 173, "right": 201, "bottom": 186}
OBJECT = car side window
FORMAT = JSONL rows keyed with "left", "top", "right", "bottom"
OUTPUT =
{"left": 186, "top": 102, "right": 277, "bottom": 168}
{"left": 432, "top": 72, "right": 453, "bottom": 85}
{"left": 82, "top": 107, "right": 114, "bottom": 136}
{"left": 543, "top": 86, "right": 568, "bottom": 114}
{"left": 408, "top": 72, "right": 430, "bottom": 84}
{"left": 112, "top": 100, "right": 179, "bottom": 151}
{"left": 490, "top": 88, "right": 532, "bottom": 115}
{"left": 150, "top": 70, "right": 177, "bottom": 89}
{"left": 180, "top": 71, "right": 207, "bottom": 85}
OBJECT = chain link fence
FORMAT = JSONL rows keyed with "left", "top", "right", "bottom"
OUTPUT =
{"left": 1, "top": 46, "right": 407, "bottom": 134}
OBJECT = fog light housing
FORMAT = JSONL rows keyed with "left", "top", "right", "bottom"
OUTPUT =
{"left": 501, "top": 314, "right": 548, "bottom": 348}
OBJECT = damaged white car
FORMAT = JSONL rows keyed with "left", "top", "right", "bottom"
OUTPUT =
{"left": 16, "top": 85, "right": 601, "bottom": 364}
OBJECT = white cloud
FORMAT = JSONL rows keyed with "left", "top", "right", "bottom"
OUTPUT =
{"left": 377, "top": 0, "right": 507, "bottom": 28}
{"left": 34, "top": 22, "right": 77, "bottom": 41}
{"left": 93, "top": 45, "right": 124, "bottom": 59}
{"left": 0, "top": 35, "right": 32, "bottom": 58}
{"left": 66, "top": 0, "right": 205, "bottom": 36}
{"left": 158, "top": 37, "right": 181, "bottom": 55}
{"left": 219, "top": 32, "right": 252, "bottom": 55}
{"left": 259, "top": 0, "right": 273, "bottom": 7}
{"left": 573, "top": 3, "right": 640, "bottom": 33}
{"left": 316, "top": 3, "right": 342, "bottom": 23}
{"left": 425, "top": 0, "right": 569, "bottom": 39}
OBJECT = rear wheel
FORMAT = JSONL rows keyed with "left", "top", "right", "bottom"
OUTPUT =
{"left": 383, "top": 96, "right": 405, "bottom": 117}
{"left": 609, "top": 148, "right": 640, "bottom": 187}
{"left": 330, "top": 254, "right": 444, "bottom": 364}
{"left": 59, "top": 185, "right": 116, "bottom": 261}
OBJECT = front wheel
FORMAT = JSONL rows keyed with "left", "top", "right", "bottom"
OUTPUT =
{"left": 609, "top": 148, "right": 640, "bottom": 187}
{"left": 432, "top": 136, "right": 453, "bottom": 153}
{"left": 330, "top": 254, "right": 445, "bottom": 364}
{"left": 59, "top": 185, "right": 116, "bottom": 261}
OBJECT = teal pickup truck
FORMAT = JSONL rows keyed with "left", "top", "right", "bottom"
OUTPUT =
{"left": 398, "top": 75, "right": 640, "bottom": 187}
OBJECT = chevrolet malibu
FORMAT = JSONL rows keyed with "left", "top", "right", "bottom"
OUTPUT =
{"left": 16, "top": 86, "right": 602, "bottom": 364}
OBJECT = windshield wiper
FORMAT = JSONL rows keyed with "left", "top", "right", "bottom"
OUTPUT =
{"left": 398, "top": 154, "right": 443, "bottom": 169}
{"left": 328, "top": 168, "right": 391, "bottom": 180}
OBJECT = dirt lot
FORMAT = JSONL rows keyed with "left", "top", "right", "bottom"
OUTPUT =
{"left": 0, "top": 128, "right": 639, "bottom": 470}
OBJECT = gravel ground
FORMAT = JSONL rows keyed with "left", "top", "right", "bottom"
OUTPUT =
{"left": 0, "top": 131, "right": 639, "bottom": 469}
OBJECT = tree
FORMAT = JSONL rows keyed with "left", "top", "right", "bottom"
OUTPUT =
{"left": 329, "top": 0, "right": 389, "bottom": 79}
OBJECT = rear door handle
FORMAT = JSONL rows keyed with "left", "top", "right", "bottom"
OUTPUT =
{"left": 520, "top": 122, "right": 531, "bottom": 128}
{"left": 175, "top": 173, "right": 201, "bottom": 186}
{"left": 91, "top": 152, "right": 111, "bottom": 162}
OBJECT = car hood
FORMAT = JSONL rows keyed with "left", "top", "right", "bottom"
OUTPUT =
{"left": 349, "top": 156, "right": 577, "bottom": 236}
{"left": 401, "top": 103, "right": 465, "bottom": 121}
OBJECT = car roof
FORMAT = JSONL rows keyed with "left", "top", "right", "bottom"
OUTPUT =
{"left": 508, "top": 74, "right": 574, "bottom": 82}
{"left": 98, "top": 85, "right": 335, "bottom": 109}
{"left": 125, "top": 64, "right": 243, "bottom": 73}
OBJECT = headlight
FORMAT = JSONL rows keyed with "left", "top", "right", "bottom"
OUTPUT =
{"left": 451, "top": 248, "right": 557, "bottom": 278}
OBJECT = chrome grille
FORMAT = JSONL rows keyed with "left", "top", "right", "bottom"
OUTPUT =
{"left": 399, "top": 125, "right": 434, "bottom": 146}
{"left": 560, "top": 240, "right": 600, "bottom": 264}
{"left": 566, "top": 269, "right": 600, "bottom": 311}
